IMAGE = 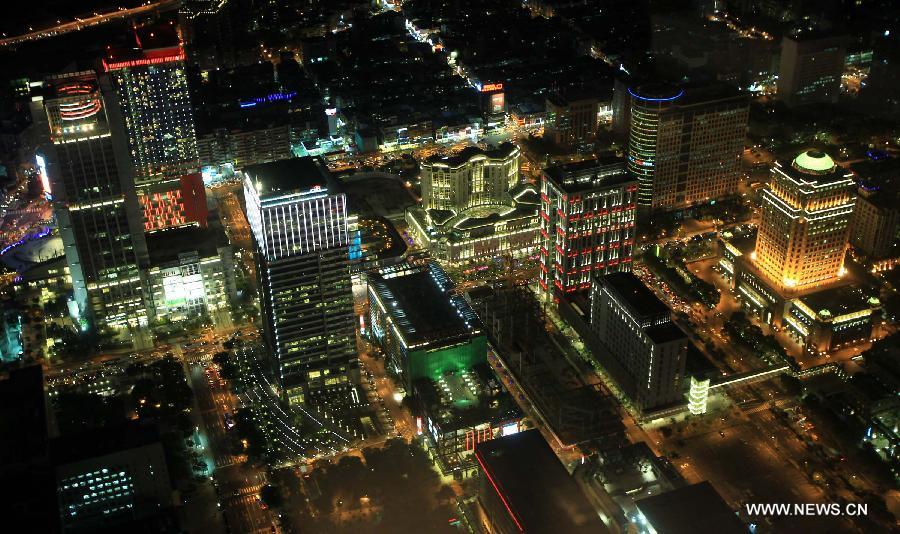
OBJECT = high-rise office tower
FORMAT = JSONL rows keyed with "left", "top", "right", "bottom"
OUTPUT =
{"left": 544, "top": 92, "right": 602, "bottom": 150}
{"left": 539, "top": 158, "right": 637, "bottom": 296}
{"left": 627, "top": 83, "right": 749, "bottom": 210}
{"left": 104, "top": 23, "right": 203, "bottom": 232}
{"left": 590, "top": 272, "right": 687, "bottom": 414}
{"left": 754, "top": 150, "right": 856, "bottom": 292}
{"left": 777, "top": 30, "right": 848, "bottom": 107}
{"left": 243, "top": 158, "right": 358, "bottom": 406}
{"left": 850, "top": 183, "right": 899, "bottom": 260}
{"left": 32, "top": 72, "right": 148, "bottom": 329}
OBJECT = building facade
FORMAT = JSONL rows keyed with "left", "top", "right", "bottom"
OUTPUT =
{"left": 244, "top": 158, "right": 357, "bottom": 406}
{"left": 33, "top": 72, "right": 148, "bottom": 330}
{"left": 145, "top": 223, "right": 237, "bottom": 325}
{"left": 409, "top": 144, "right": 539, "bottom": 265}
{"left": 544, "top": 93, "right": 603, "bottom": 150}
{"left": 197, "top": 125, "right": 294, "bottom": 170}
{"left": 627, "top": 83, "right": 748, "bottom": 210}
{"left": 850, "top": 184, "right": 899, "bottom": 260}
{"left": 367, "top": 262, "right": 486, "bottom": 389}
{"left": 783, "top": 286, "right": 879, "bottom": 356}
{"left": 421, "top": 144, "right": 519, "bottom": 212}
{"left": 539, "top": 158, "right": 637, "bottom": 296}
{"left": 754, "top": 150, "right": 855, "bottom": 292}
{"left": 104, "top": 23, "right": 200, "bottom": 231}
{"left": 590, "top": 272, "right": 687, "bottom": 414}
{"left": 778, "top": 31, "right": 848, "bottom": 107}
{"left": 406, "top": 184, "right": 540, "bottom": 265}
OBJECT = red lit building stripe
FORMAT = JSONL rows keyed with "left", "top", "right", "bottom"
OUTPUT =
{"left": 475, "top": 452, "right": 525, "bottom": 532}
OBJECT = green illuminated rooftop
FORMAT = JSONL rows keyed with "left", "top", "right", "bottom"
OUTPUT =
{"left": 792, "top": 150, "right": 836, "bottom": 174}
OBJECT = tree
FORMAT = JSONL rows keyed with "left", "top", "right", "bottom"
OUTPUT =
{"left": 260, "top": 484, "right": 284, "bottom": 509}
{"left": 213, "top": 351, "right": 238, "bottom": 380}
{"left": 53, "top": 391, "right": 125, "bottom": 434}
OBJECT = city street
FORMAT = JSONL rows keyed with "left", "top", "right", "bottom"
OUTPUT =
{"left": 183, "top": 343, "right": 276, "bottom": 534}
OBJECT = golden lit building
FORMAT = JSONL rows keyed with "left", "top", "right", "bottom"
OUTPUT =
{"left": 754, "top": 149, "right": 856, "bottom": 292}
{"left": 421, "top": 143, "right": 519, "bottom": 211}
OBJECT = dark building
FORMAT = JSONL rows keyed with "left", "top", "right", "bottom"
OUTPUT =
{"left": 777, "top": 30, "right": 848, "bottom": 107}
{"left": 850, "top": 180, "right": 899, "bottom": 261}
{"left": 544, "top": 92, "right": 602, "bottom": 150}
{"left": 635, "top": 481, "right": 745, "bottom": 534}
{"left": 243, "top": 157, "right": 358, "bottom": 407}
{"left": 0, "top": 366, "right": 57, "bottom": 533}
{"left": 590, "top": 272, "right": 687, "bottom": 414}
{"left": 474, "top": 429, "right": 609, "bottom": 533}
{"left": 52, "top": 422, "right": 173, "bottom": 533}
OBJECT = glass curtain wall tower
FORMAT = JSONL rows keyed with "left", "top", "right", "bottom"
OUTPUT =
{"left": 627, "top": 84, "right": 748, "bottom": 211}
{"left": 104, "top": 22, "right": 201, "bottom": 232}
{"left": 32, "top": 72, "right": 148, "bottom": 330}
{"left": 243, "top": 158, "right": 358, "bottom": 407}
{"left": 627, "top": 85, "right": 684, "bottom": 207}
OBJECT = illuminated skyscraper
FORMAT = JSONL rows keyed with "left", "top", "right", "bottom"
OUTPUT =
{"left": 32, "top": 72, "right": 148, "bottom": 329}
{"left": 243, "top": 158, "right": 358, "bottom": 407}
{"left": 627, "top": 83, "right": 748, "bottom": 210}
{"left": 104, "top": 23, "right": 202, "bottom": 231}
{"left": 755, "top": 150, "right": 856, "bottom": 291}
{"left": 539, "top": 158, "right": 637, "bottom": 296}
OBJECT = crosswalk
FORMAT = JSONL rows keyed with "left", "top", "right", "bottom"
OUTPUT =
{"left": 742, "top": 398, "right": 793, "bottom": 415}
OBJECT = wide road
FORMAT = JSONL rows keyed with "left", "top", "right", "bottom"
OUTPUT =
{"left": 183, "top": 345, "right": 275, "bottom": 534}
{"left": 0, "top": 0, "right": 181, "bottom": 48}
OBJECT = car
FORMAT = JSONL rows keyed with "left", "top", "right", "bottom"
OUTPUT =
{"left": 719, "top": 431, "right": 726, "bottom": 437}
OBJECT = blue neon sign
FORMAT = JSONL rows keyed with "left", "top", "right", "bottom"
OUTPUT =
{"left": 627, "top": 87, "right": 684, "bottom": 102}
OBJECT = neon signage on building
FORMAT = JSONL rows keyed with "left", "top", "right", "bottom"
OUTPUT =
{"left": 102, "top": 48, "right": 186, "bottom": 71}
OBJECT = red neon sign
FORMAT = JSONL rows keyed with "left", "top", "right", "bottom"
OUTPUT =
{"left": 103, "top": 49, "right": 186, "bottom": 71}
{"left": 481, "top": 83, "right": 503, "bottom": 92}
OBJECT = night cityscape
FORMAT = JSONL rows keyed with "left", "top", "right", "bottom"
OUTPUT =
{"left": 1, "top": 0, "right": 899, "bottom": 533}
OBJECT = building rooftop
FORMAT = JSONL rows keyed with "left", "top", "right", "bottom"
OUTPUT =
{"left": 796, "top": 285, "right": 878, "bottom": 321}
{"left": 51, "top": 421, "right": 161, "bottom": 467}
{"left": 424, "top": 142, "right": 517, "bottom": 168}
{"left": 775, "top": 149, "right": 852, "bottom": 185}
{"left": 146, "top": 219, "right": 230, "bottom": 266}
{"left": 475, "top": 430, "right": 609, "bottom": 533}
{"left": 543, "top": 158, "right": 633, "bottom": 194}
{"left": 368, "top": 262, "right": 482, "bottom": 349}
{"left": 243, "top": 157, "right": 333, "bottom": 199}
{"left": 629, "top": 83, "right": 684, "bottom": 102}
{"left": 636, "top": 482, "right": 744, "bottom": 534}
{"left": 104, "top": 22, "right": 183, "bottom": 69}
{"left": 719, "top": 227, "right": 757, "bottom": 256}
{"left": 645, "top": 322, "right": 687, "bottom": 344}
{"left": 630, "top": 82, "right": 746, "bottom": 108}
{"left": 413, "top": 364, "right": 521, "bottom": 432}
{"left": 600, "top": 272, "right": 671, "bottom": 320}
{"left": 793, "top": 149, "right": 837, "bottom": 174}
